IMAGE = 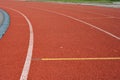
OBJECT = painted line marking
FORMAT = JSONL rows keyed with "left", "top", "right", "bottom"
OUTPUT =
{"left": 28, "top": 7, "right": 120, "bottom": 40}
{"left": 78, "top": 17, "right": 115, "bottom": 20}
{"left": 7, "top": 8, "right": 34, "bottom": 80}
{"left": 32, "top": 57, "right": 120, "bottom": 61}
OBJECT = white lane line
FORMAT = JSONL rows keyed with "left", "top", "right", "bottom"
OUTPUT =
{"left": 29, "top": 7, "right": 120, "bottom": 40}
{"left": 8, "top": 8, "right": 34, "bottom": 80}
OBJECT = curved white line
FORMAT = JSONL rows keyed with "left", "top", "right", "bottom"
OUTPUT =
{"left": 30, "top": 7, "right": 120, "bottom": 40}
{"left": 43, "top": 9, "right": 120, "bottom": 40}
{"left": 8, "top": 8, "right": 34, "bottom": 80}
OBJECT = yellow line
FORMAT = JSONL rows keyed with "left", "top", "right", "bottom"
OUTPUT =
{"left": 32, "top": 57, "right": 120, "bottom": 61}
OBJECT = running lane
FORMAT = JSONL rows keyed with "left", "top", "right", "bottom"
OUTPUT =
{"left": 0, "top": 1, "right": 120, "bottom": 80}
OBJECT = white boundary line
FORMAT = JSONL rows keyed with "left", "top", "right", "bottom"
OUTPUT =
{"left": 8, "top": 8, "right": 34, "bottom": 80}
{"left": 30, "top": 7, "right": 120, "bottom": 40}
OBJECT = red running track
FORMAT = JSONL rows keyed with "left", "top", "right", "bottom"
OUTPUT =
{"left": 0, "top": 0, "right": 120, "bottom": 80}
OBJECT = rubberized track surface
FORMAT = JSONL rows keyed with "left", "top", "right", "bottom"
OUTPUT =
{"left": 0, "top": 0, "right": 120, "bottom": 80}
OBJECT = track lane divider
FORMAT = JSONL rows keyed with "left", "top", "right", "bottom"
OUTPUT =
{"left": 5, "top": 7, "right": 34, "bottom": 80}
